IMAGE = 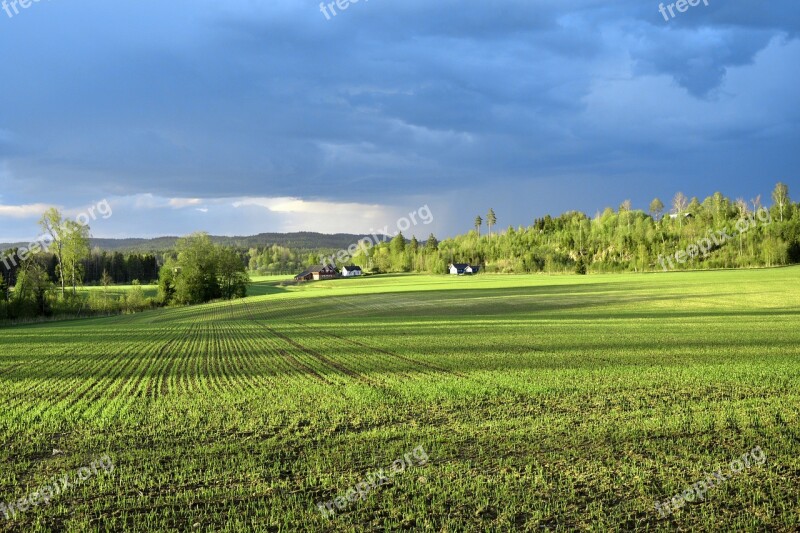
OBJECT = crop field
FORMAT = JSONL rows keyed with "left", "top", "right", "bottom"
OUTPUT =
{"left": 1, "top": 268, "right": 799, "bottom": 531}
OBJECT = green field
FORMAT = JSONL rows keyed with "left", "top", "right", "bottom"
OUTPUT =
{"left": 1, "top": 269, "right": 799, "bottom": 531}
{"left": 79, "top": 284, "right": 159, "bottom": 299}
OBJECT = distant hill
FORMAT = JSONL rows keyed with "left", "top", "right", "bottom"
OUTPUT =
{"left": 0, "top": 231, "right": 391, "bottom": 253}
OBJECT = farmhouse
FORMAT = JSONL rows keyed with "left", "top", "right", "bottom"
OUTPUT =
{"left": 448, "top": 263, "right": 480, "bottom": 275}
{"left": 294, "top": 264, "right": 339, "bottom": 282}
{"left": 341, "top": 265, "right": 363, "bottom": 277}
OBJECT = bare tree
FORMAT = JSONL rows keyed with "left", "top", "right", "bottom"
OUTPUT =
{"left": 735, "top": 198, "right": 748, "bottom": 217}
{"left": 772, "top": 182, "right": 789, "bottom": 222}
{"left": 750, "top": 194, "right": 762, "bottom": 214}
{"left": 735, "top": 198, "right": 748, "bottom": 257}
{"left": 620, "top": 199, "right": 632, "bottom": 232}
{"left": 672, "top": 192, "right": 688, "bottom": 228}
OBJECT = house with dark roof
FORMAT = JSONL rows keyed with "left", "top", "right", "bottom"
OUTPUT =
{"left": 294, "top": 264, "right": 339, "bottom": 282}
{"left": 341, "top": 265, "right": 363, "bottom": 277}
{"left": 448, "top": 263, "right": 480, "bottom": 275}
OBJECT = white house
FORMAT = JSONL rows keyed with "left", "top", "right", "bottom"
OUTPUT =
{"left": 341, "top": 265, "right": 363, "bottom": 277}
{"left": 449, "top": 263, "right": 480, "bottom": 275}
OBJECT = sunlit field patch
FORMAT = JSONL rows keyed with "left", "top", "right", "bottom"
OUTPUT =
{"left": 1, "top": 268, "right": 799, "bottom": 531}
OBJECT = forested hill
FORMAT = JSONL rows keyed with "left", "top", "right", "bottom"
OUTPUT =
{"left": 0, "top": 232, "right": 390, "bottom": 253}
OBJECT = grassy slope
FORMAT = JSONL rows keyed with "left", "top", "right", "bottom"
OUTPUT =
{"left": 0, "top": 268, "right": 799, "bottom": 531}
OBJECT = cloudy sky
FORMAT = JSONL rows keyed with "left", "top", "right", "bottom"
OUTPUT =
{"left": 0, "top": 0, "right": 798, "bottom": 241}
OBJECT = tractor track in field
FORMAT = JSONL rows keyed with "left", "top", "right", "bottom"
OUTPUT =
{"left": 0, "top": 363, "right": 23, "bottom": 377}
{"left": 239, "top": 302, "right": 327, "bottom": 384}
{"left": 241, "top": 299, "right": 465, "bottom": 386}
{"left": 286, "top": 323, "right": 424, "bottom": 382}
{"left": 277, "top": 348, "right": 334, "bottom": 385}
{"left": 240, "top": 302, "right": 334, "bottom": 385}
{"left": 242, "top": 302, "right": 393, "bottom": 390}
{"left": 262, "top": 323, "right": 376, "bottom": 386}
{"left": 294, "top": 322, "right": 468, "bottom": 379}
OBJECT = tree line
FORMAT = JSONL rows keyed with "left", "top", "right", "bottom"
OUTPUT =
{"left": 318, "top": 183, "right": 799, "bottom": 275}
{"left": 0, "top": 208, "right": 249, "bottom": 320}
{"left": 1, "top": 250, "right": 160, "bottom": 290}
{"left": 2, "top": 183, "right": 797, "bottom": 320}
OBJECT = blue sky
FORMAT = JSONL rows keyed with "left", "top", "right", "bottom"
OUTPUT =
{"left": 0, "top": 0, "right": 798, "bottom": 241}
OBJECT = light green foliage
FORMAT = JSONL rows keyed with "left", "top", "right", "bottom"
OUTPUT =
{"left": 160, "top": 234, "right": 250, "bottom": 305}
{"left": 61, "top": 220, "right": 91, "bottom": 295}
{"left": 0, "top": 268, "right": 799, "bottom": 530}
{"left": 123, "top": 280, "right": 146, "bottom": 312}
{"left": 36, "top": 208, "right": 92, "bottom": 299}
{"left": 12, "top": 259, "right": 52, "bottom": 316}
{"left": 157, "top": 258, "right": 177, "bottom": 304}
{"left": 248, "top": 244, "right": 305, "bottom": 275}
{"left": 38, "top": 207, "right": 67, "bottom": 298}
{"left": 216, "top": 247, "right": 249, "bottom": 300}
{"left": 172, "top": 233, "right": 221, "bottom": 304}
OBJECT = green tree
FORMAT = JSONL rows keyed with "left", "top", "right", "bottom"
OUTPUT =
{"left": 157, "top": 259, "right": 177, "bottom": 304}
{"left": 62, "top": 220, "right": 91, "bottom": 296}
{"left": 159, "top": 234, "right": 250, "bottom": 305}
{"left": 389, "top": 233, "right": 407, "bottom": 271}
{"left": 390, "top": 233, "right": 406, "bottom": 255}
{"left": 425, "top": 234, "right": 439, "bottom": 251}
{"left": 124, "top": 280, "right": 146, "bottom": 312}
{"left": 172, "top": 233, "right": 221, "bottom": 304}
{"left": 217, "top": 247, "right": 250, "bottom": 299}
{"left": 487, "top": 209, "right": 497, "bottom": 237}
{"left": 649, "top": 198, "right": 664, "bottom": 222}
{"left": 0, "top": 274, "right": 6, "bottom": 320}
{"left": 14, "top": 259, "right": 52, "bottom": 316}
{"left": 474, "top": 216, "right": 483, "bottom": 236}
{"left": 575, "top": 256, "right": 587, "bottom": 275}
{"left": 39, "top": 208, "right": 67, "bottom": 298}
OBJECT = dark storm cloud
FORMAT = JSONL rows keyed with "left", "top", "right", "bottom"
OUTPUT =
{"left": 0, "top": 0, "right": 798, "bottom": 238}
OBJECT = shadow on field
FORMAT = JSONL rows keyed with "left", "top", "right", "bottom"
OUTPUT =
{"left": 247, "top": 280, "right": 292, "bottom": 297}
{"left": 237, "top": 282, "right": 735, "bottom": 322}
